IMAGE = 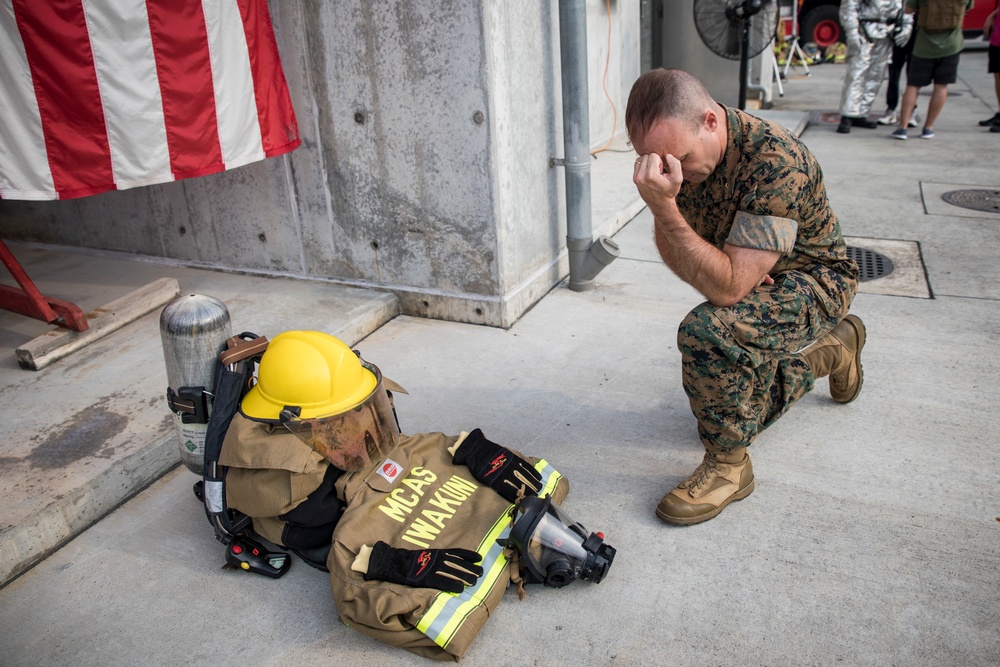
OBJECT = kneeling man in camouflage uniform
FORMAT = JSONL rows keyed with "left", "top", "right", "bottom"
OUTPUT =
{"left": 626, "top": 69, "right": 866, "bottom": 525}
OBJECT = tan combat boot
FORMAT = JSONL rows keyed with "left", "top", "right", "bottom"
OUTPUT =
{"left": 656, "top": 448, "right": 755, "bottom": 525}
{"left": 802, "top": 314, "right": 867, "bottom": 403}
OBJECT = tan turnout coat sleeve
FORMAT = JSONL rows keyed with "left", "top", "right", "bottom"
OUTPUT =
{"left": 219, "top": 413, "right": 330, "bottom": 545}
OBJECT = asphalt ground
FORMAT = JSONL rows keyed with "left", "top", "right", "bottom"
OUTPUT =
{"left": 1, "top": 48, "right": 998, "bottom": 665}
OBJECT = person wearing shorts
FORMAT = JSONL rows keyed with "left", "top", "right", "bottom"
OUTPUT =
{"left": 979, "top": 4, "right": 1000, "bottom": 132}
{"left": 892, "top": 0, "right": 975, "bottom": 140}
{"left": 906, "top": 51, "right": 960, "bottom": 87}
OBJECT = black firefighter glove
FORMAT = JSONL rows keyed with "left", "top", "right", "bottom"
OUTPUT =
{"left": 452, "top": 428, "right": 543, "bottom": 503}
{"left": 363, "top": 541, "right": 483, "bottom": 593}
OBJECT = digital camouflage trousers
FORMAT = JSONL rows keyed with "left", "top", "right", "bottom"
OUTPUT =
{"left": 677, "top": 271, "right": 849, "bottom": 453}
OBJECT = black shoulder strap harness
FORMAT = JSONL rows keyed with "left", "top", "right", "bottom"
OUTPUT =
{"left": 194, "top": 332, "right": 292, "bottom": 578}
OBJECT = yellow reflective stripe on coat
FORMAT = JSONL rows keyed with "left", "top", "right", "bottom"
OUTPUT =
{"left": 415, "top": 460, "right": 563, "bottom": 648}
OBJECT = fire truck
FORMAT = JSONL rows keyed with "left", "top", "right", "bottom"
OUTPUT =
{"left": 793, "top": 0, "right": 995, "bottom": 49}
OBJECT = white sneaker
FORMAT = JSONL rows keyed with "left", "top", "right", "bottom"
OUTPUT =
{"left": 908, "top": 113, "right": 919, "bottom": 128}
{"left": 877, "top": 110, "right": 898, "bottom": 125}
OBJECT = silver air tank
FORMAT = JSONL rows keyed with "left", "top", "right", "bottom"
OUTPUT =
{"left": 159, "top": 294, "right": 232, "bottom": 475}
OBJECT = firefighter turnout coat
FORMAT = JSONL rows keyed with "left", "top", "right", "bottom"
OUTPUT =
{"left": 328, "top": 431, "right": 569, "bottom": 662}
{"left": 220, "top": 418, "right": 569, "bottom": 661}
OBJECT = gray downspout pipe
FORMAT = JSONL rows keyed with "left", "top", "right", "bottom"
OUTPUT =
{"left": 747, "top": 82, "right": 771, "bottom": 106}
{"left": 747, "top": 51, "right": 773, "bottom": 107}
{"left": 557, "top": 0, "right": 619, "bottom": 292}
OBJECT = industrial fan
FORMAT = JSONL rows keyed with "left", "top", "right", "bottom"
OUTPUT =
{"left": 693, "top": 0, "right": 778, "bottom": 110}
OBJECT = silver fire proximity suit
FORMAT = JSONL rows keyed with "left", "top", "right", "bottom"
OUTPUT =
{"left": 838, "top": 0, "right": 912, "bottom": 118}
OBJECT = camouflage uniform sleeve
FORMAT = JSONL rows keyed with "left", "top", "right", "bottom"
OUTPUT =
{"left": 725, "top": 164, "right": 807, "bottom": 255}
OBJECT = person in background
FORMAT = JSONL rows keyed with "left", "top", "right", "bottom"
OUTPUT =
{"left": 837, "top": 0, "right": 913, "bottom": 134}
{"left": 892, "top": 0, "right": 975, "bottom": 140}
{"left": 979, "top": 2, "right": 1000, "bottom": 132}
{"left": 878, "top": 5, "right": 920, "bottom": 127}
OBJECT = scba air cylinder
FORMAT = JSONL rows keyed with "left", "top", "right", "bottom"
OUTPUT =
{"left": 159, "top": 294, "right": 232, "bottom": 475}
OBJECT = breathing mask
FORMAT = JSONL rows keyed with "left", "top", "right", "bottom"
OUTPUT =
{"left": 501, "top": 494, "right": 615, "bottom": 588}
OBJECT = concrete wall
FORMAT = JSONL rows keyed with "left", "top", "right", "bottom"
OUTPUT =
{"left": 0, "top": 0, "right": 640, "bottom": 329}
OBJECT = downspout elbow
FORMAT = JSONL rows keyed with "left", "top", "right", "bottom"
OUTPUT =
{"left": 567, "top": 235, "right": 620, "bottom": 292}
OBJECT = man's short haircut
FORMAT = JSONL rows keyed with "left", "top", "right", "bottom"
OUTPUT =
{"left": 625, "top": 68, "right": 716, "bottom": 145}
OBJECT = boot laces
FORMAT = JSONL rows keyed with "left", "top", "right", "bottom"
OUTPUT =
{"left": 680, "top": 453, "right": 723, "bottom": 492}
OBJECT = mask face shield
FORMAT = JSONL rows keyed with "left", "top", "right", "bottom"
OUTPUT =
{"left": 280, "top": 361, "right": 400, "bottom": 471}
{"left": 503, "top": 495, "right": 616, "bottom": 588}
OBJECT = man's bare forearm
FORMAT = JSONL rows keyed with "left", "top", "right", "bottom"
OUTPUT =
{"left": 652, "top": 200, "right": 780, "bottom": 307}
{"left": 634, "top": 150, "right": 778, "bottom": 307}
{"left": 652, "top": 203, "right": 742, "bottom": 306}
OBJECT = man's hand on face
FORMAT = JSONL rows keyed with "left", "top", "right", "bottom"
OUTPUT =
{"left": 633, "top": 152, "right": 684, "bottom": 218}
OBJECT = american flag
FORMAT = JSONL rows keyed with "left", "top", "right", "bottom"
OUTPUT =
{"left": 0, "top": 0, "right": 300, "bottom": 200}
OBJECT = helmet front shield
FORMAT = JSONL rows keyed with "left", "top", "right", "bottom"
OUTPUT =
{"left": 280, "top": 360, "right": 400, "bottom": 471}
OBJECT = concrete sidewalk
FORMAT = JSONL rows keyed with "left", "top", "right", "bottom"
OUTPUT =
{"left": 1, "top": 52, "right": 999, "bottom": 665}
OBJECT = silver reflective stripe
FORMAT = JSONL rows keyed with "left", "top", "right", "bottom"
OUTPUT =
{"left": 416, "top": 461, "right": 562, "bottom": 648}
{"left": 205, "top": 479, "right": 224, "bottom": 513}
{"left": 418, "top": 520, "right": 512, "bottom": 645}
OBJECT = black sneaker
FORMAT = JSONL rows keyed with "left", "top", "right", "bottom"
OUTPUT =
{"left": 851, "top": 117, "right": 879, "bottom": 129}
{"left": 837, "top": 118, "right": 851, "bottom": 134}
{"left": 978, "top": 112, "right": 1000, "bottom": 127}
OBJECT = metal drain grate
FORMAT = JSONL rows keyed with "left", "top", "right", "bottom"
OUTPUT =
{"left": 941, "top": 189, "right": 1000, "bottom": 213}
{"left": 846, "top": 246, "right": 894, "bottom": 281}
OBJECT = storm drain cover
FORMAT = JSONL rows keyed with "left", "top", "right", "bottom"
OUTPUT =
{"left": 846, "top": 246, "right": 894, "bottom": 281}
{"left": 941, "top": 189, "right": 1000, "bottom": 214}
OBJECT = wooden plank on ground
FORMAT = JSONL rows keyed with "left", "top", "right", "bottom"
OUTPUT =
{"left": 15, "top": 277, "right": 181, "bottom": 371}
